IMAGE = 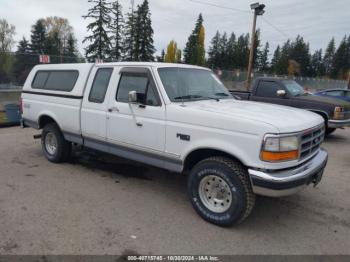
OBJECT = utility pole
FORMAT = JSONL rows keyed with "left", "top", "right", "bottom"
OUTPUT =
{"left": 246, "top": 2, "right": 265, "bottom": 91}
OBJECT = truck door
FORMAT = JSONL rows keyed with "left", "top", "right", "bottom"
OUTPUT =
{"left": 251, "top": 80, "right": 291, "bottom": 106}
{"left": 106, "top": 67, "right": 166, "bottom": 154}
{"left": 81, "top": 66, "right": 114, "bottom": 141}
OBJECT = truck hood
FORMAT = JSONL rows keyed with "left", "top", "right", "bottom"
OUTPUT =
{"left": 295, "top": 94, "right": 350, "bottom": 109}
{"left": 182, "top": 99, "right": 323, "bottom": 133}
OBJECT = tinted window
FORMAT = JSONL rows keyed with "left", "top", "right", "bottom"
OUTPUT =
{"left": 256, "top": 81, "right": 282, "bottom": 97}
{"left": 283, "top": 80, "right": 305, "bottom": 96}
{"left": 345, "top": 91, "right": 350, "bottom": 98}
{"left": 117, "top": 73, "right": 159, "bottom": 106}
{"left": 327, "top": 90, "right": 344, "bottom": 97}
{"left": 89, "top": 68, "right": 113, "bottom": 103}
{"left": 32, "top": 70, "right": 79, "bottom": 91}
{"left": 32, "top": 71, "right": 49, "bottom": 89}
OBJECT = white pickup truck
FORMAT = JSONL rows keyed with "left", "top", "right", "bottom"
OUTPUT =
{"left": 21, "top": 62, "right": 328, "bottom": 226}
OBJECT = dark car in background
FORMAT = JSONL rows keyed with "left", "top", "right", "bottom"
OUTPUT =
{"left": 315, "top": 89, "right": 350, "bottom": 103}
{"left": 231, "top": 77, "right": 350, "bottom": 135}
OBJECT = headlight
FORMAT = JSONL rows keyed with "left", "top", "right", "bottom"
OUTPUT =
{"left": 334, "top": 106, "right": 345, "bottom": 120}
{"left": 261, "top": 135, "right": 299, "bottom": 162}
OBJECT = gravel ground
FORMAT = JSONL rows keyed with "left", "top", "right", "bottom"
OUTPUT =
{"left": 0, "top": 127, "right": 349, "bottom": 255}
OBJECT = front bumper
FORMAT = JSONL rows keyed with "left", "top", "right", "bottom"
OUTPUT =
{"left": 328, "top": 119, "right": 350, "bottom": 128}
{"left": 248, "top": 149, "right": 328, "bottom": 197}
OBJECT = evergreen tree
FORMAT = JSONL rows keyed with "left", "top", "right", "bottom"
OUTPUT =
{"left": 176, "top": 49, "right": 182, "bottom": 63}
{"left": 277, "top": 40, "right": 291, "bottom": 75}
{"left": 235, "top": 33, "right": 249, "bottom": 69}
{"left": 109, "top": 0, "right": 124, "bottom": 61}
{"left": 323, "top": 38, "right": 336, "bottom": 77}
{"left": 13, "top": 37, "right": 33, "bottom": 84}
{"left": 83, "top": 0, "right": 112, "bottom": 61}
{"left": 156, "top": 49, "right": 165, "bottom": 62}
{"left": 123, "top": 10, "right": 137, "bottom": 61}
{"left": 226, "top": 32, "right": 236, "bottom": 69}
{"left": 136, "top": 0, "right": 155, "bottom": 61}
{"left": 332, "top": 36, "right": 350, "bottom": 79}
{"left": 289, "top": 35, "right": 310, "bottom": 76}
{"left": 30, "top": 19, "right": 47, "bottom": 54}
{"left": 183, "top": 14, "right": 204, "bottom": 65}
{"left": 270, "top": 45, "right": 282, "bottom": 74}
{"left": 310, "top": 49, "right": 324, "bottom": 77}
{"left": 252, "top": 29, "right": 261, "bottom": 68}
{"left": 123, "top": 0, "right": 155, "bottom": 61}
{"left": 161, "top": 49, "right": 165, "bottom": 62}
{"left": 218, "top": 32, "right": 228, "bottom": 69}
{"left": 65, "top": 33, "right": 78, "bottom": 63}
{"left": 257, "top": 42, "right": 269, "bottom": 72}
{"left": 208, "top": 31, "right": 221, "bottom": 69}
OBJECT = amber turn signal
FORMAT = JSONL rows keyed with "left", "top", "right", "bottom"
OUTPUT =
{"left": 261, "top": 150, "right": 299, "bottom": 162}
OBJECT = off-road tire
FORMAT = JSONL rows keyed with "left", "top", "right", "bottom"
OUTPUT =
{"left": 188, "top": 156, "right": 255, "bottom": 226}
{"left": 41, "top": 123, "right": 71, "bottom": 163}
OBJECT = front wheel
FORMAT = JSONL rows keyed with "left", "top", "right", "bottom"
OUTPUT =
{"left": 41, "top": 123, "right": 71, "bottom": 163}
{"left": 188, "top": 157, "right": 255, "bottom": 226}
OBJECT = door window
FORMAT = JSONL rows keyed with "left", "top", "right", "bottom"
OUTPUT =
{"left": 89, "top": 68, "right": 113, "bottom": 103}
{"left": 256, "top": 81, "right": 282, "bottom": 98}
{"left": 326, "top": 90, "right": 344, "bottom": 97}
{"left": 116, "top": 73, "right": 160, "bottom": 106}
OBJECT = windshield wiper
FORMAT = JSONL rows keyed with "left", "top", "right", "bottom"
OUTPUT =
{"left": 214, "top": 92, "right": 229, "bottom": 97}
{"left": 173, "top": 95, "right": 202, "bottom": 100}
{"left": 174, "top": 95, "right": 220, "bottom": 102}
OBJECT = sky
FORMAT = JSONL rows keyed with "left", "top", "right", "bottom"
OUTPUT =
{"left": 1, "top": 0, "right": 349, "bottom": 57}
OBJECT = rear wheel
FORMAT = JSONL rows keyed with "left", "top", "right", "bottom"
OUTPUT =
{"left": 41, "top": 123, "right": 71, "bottom": 163}
{"left": 188, "top": 156, "right": 255, "bottom": 226}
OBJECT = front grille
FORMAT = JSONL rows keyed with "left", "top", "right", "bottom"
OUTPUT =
{"left": 300, "top": 125, "right": 325, "bottom": 160}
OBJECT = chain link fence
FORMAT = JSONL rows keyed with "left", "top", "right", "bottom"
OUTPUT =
{"left": 216, "top": 69, "right": 348, "bottom": 91}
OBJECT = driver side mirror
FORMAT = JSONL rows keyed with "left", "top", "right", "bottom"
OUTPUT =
{"left": 276, "top": 90, "right": 286, "bottom": 97}
{"left": 128, "top": 91, "right": 137, "bottom": 103}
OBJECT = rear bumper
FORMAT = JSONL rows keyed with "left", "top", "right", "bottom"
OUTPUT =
{"left": 248, "top": 149, "right": 328, "bottom": 197}
{"left": 328, "top": 119, "right": 350, "bottom": 128}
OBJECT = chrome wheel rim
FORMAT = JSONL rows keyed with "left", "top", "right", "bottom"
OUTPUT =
{"left": 199, "top": 175, "right": 233, "bottom": 213}
{"left": 45, "top": 132, "right": 57, "bottom": 155}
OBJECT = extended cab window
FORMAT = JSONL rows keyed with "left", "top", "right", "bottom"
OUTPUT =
{"left": 89, "top": 68, "right": 113, "bottom": 103}
{"left": 256, "top": 81, "right": 281, "bottom": 98}
{"left": 116, "top": 73, "right": 160, "bottom": 106}
{"left": 32, "top": 70, "right": 79, "bottom": 91}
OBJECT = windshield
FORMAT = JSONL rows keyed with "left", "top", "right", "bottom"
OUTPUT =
{"left": 158, "top": 67, "right": 232, "bottom": 102}
{"left": 283, "top": 80, "right": 306, "bottom": 96}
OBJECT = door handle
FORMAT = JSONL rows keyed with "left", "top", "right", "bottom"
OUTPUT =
{"left": 136, "top": 122, "right": 143, "bottom": 127}
{"left": 108, "top": 107, "right": 119, "bottom": 112}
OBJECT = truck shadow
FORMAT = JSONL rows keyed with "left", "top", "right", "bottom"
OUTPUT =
{"left": 324, "top": 130, "right": 349, "bottom": 142}
{"left": 69, "top": 147, "right": 154, "bottom": 181}
{"left": 66, "top": 147, "right": 347, "bottom": 229}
